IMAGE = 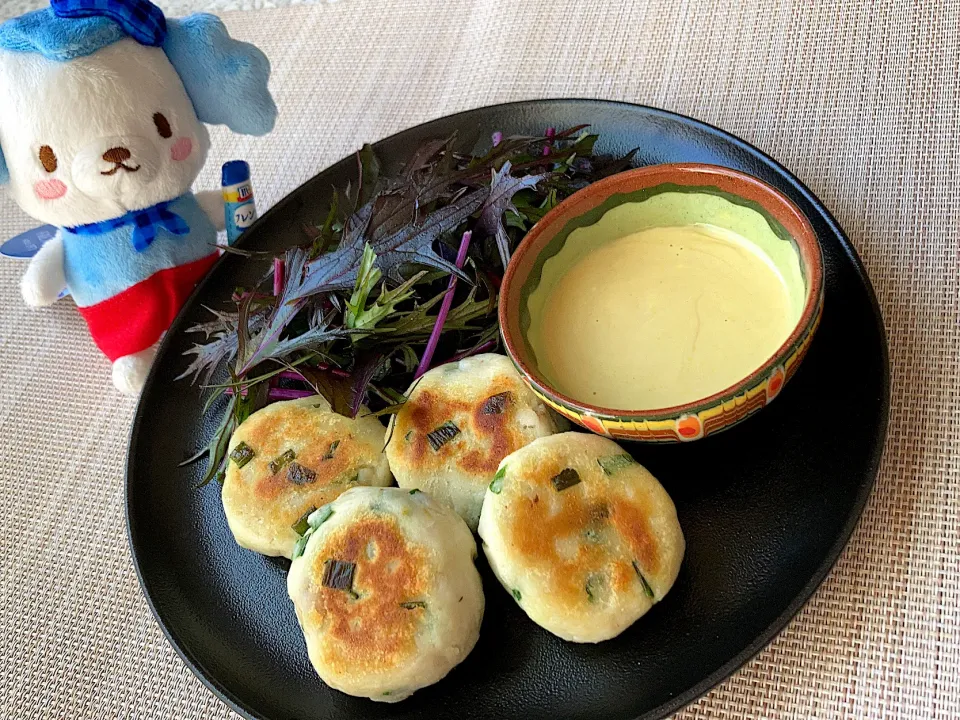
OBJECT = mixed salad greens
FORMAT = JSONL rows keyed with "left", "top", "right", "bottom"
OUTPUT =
{"left": 181, "top": 125, "right": 635, "bottom": 486}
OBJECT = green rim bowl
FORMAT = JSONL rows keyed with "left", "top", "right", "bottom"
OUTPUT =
{"left": 499, "top": 163, "right": 825, "bottom": 442}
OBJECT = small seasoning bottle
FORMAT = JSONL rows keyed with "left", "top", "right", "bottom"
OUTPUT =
{"left": 221, "top": 160, "right": 258, "bottom": 244}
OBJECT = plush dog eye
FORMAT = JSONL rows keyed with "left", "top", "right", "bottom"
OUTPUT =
{"left": 153, "top": 112, "right": 173, "bottom": 139}
{"left": 39, "top": 145, "right": 57, "bottom": 173}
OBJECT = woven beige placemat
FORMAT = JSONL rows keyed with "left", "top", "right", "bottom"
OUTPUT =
{"left": 1, "top": 0, "right": 957, "bottom": 718}
{"left": 0, "top": 0, "right": 337, "bottom": 23}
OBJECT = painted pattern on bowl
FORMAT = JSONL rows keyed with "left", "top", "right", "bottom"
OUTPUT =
{"left": 499, "top": 164, "right": 825, "bottom": 443}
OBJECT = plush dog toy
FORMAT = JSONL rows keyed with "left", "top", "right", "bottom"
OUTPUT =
{"left": 0, "top": 0, "right": 276, "bottom": 394}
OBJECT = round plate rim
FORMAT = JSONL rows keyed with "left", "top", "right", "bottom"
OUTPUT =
{"left": 125, "top": 98, "right": 891, "bottom": 720}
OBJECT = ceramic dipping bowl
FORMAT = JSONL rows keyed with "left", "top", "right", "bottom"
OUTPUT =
{"left": 499, "top": 163, "right": 824, "bottom": 442}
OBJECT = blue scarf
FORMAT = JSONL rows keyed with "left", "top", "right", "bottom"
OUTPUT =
{"left": 66, "top": 198, "right": 190, "bottom": 252}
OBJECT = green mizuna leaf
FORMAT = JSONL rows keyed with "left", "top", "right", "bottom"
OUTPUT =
{"left": 345, "top": 245, "right": 427, "bottom": 336}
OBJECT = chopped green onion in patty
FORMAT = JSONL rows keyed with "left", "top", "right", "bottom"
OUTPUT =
{"left": 291, "top": 506, "right": 317, "bottom": 535}
{"left": 489, "top": 465, "right": 507, "bottom": 494}
{"left": 322, "top": 559, "right": 356, "bottom": 591}
{"left": 551, "top": 468, "right": 581, "bottom": 492}
{"left": 427, "top": 421, "right": 460, "bottom": 451}
{"left": 597, "top": 453, "right": 636, "bottom": 476}
{"left": 268, "top": 449, "right": 296, "bottom": 475}
{"left": 287, "top": 461, "right": 317, "bottom": 485}
{"left": 229, "top": 442, "right": 255, "bottom": 468}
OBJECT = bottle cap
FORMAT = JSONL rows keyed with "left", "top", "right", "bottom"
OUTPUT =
{"left": 222, "top": 160, "right": 251, "bottom": 187}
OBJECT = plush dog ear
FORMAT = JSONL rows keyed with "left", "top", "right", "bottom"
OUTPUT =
{"left": 163, "top": 14, "right": 277, "bottom": 136}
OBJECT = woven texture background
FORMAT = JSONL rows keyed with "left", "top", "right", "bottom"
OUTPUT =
{"left": 0, "top": 0, "right": 335, "bottom": 22}
{"left": 0, "top": 0, "right": 956, "bottom": 717}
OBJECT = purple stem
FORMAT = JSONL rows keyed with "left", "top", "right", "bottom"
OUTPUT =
{"left": 445, "top": 339, "right": 497, "bottom": 365}
{"left": 543, "top": 126, "right": 556, "bottom": 157}
{"left": 268, "top": 387, "right": 316, "bottom": 400}
{"left": 273, "top": 258, "right": 285, "bottom": 297}
{"left": 414, "top": 231, "right": 473, "bottom": 379}
{"left": 225, "top": 385, "right": 314, "bottom": 401}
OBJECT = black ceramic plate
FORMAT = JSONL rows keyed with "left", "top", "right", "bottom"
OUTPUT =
{"left": 127, "top": 100, "right": 889, "bottom": 720}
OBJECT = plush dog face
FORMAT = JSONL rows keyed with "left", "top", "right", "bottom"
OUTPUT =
{"left": 0, "top": 37, "right": 210, "bottom": 226}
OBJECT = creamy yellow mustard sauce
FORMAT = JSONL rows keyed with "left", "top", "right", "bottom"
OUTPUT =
{"left": 530, "top": 224, "right": 796, "bottom": 410}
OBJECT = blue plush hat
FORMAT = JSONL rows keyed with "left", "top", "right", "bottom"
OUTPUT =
{"left": 0, "top": 0, "right": 276, "bottom": 142}
{"left": 0, "top": 1, "right": 166, "bottom": 60}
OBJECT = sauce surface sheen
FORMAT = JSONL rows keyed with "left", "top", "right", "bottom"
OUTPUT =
{"left": 530, "top": 224, "right": 796, "bottom": 410}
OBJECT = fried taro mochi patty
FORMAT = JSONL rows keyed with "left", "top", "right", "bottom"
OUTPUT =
{"left": 287, "top": 486, "right": 484, "bottom": 702}
{"left": 478, "top": 432, "right": 685, "bottom": 643}
{"left": 222, "top": 397, "right": 391, "bottom": 558}
{"left": 385, "top": 353, "right": 564, "bottom": 531}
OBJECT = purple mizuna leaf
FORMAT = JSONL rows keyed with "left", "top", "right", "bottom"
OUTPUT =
{"left": 349, "top": 351, "right": 385, "bottom": 418}
{"left": 371, "top": 188, "right": 487, "bottom": 285}
{"left": 178, "top": 334, "right": 238, "bottom": 385}
{"left": 235, "top": 246, "right": 312, "bottom": 375}
{"left": 266, "top": 314, "right": 347, "bottom": 360}
{"left": 476, "top": 161, "right": 548, "bottom": 268}
{"left": 179, "top": 306, "right": 268, "bottom": 384}
{"left": 399, "top": 137, "right": 450, "bottom": 181}
{"left": 287, "top": 203, "right": 374, "bottom": 305}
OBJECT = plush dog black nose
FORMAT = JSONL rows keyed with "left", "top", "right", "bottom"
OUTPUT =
{"left": 103, "top": 147, "right": 131, "bottom": 163}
